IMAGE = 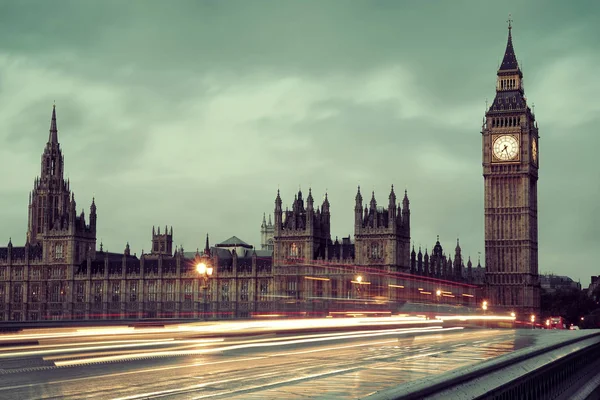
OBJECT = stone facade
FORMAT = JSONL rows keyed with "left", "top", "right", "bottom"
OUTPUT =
{"left": 260, "top": 214, "right": 274, "bottom": 252}
{"left": 482, "top": 20, "right": 541, "bottom": 315}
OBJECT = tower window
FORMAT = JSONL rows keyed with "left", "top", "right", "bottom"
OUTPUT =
{"left": 13, "top": 284, "right": 22, "bottom": 303}
{"left": 31, "top": 284, "right": 40, "bottom": 302}
{"left": 55, "top": 244, "right": 64, "bottom": 259}
{"left": 111, "top": 282, "right": 120, "bottom": 302}
{"left": 130, "top": 281, "right": 138, "bottom": 302}
{"left": 289, "top": 243, "right": 299, "bottom": 258}
{"left": 370, "top": 243, "right": 382, "bottom": 259}
{"left": 76, "top": 283, "right": 85, "bottom": 302}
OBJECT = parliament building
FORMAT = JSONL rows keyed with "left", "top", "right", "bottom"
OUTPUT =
{"left": 0, "top": 106, "right": 483, "bottom": 322}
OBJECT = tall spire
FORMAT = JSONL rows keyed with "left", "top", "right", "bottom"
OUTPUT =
{"left": 499, "top": 14, "right": 519, "bottom": 71}
{"left": 204, "top": 233, "right": 210, "bottom": 255}
{"left": 49, "top": 103, "right": 58, "bottom": 144}
{"left": 355, "top": 185, "right": 362, "bottom": 206}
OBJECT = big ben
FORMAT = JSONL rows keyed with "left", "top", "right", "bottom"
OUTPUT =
{"left": 482, "top": 18, "right": 540, "bottom": 316}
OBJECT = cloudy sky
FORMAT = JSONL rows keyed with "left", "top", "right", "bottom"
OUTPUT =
{"left": 0, "top": 1, "right": 598, "bottom": 284}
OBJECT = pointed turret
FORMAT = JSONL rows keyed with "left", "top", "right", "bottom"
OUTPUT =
{"left": 69, "top": 192, "right": 76, "bottom": 217}
{"left": 369, "top": 191, "right": 377, "bottom": 210}
{"left": 261, "top": 213, "right": 267, "bottom": 228}
{"left": 124, "top": 242, "right": 130, "bottom": 256}
{"left": 89, "top": 197, "right": 97, "bottom": 232}
{"left": 274, "top": 189, "right": 283, "bottom": 235}
{"left": 454, "top": 238, "right": 463, "bottom": 280}
{"left": 410, "top": 244, "right": 416, "bottom": 274}
{"left": 275, "top": 189, "right": 282, "bottom": 210}
{"left": 204, "top": 233, "right": 211, "bottom": 256}
{"left": 467, "top": 256, "right": 473, "bottom": 282}
{"left": 322, "top": 192, "right": 330, "bottom": 212}
{"left": 499, "top": 17, "right": 520, "bottom": 72}
{"left": 354, "top": 186, "right": 363, "bottom": 228}
{"left": 307, "top": 187, "right": 314, "bottom": 211}
{"left": 389, "top": 185, "right": 396, "bottom": 206}
{"left": 267, "top": 213, "right": 272, "bottom": 226}
{"left": 401, "top": 189, "right": 410, "bottom": 233}
{"left": 49, "top": 104, "right": 58, "bottom": 145}
{"left": 388, "top": 185, "right": 397, "bottom": 222}
{"left": 355, "top": 186, "right": 363, "bottom": 206}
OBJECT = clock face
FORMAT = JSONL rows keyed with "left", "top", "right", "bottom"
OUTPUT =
{"left": 532, "top": 139, "right": 538, "bottom": 164}
{"left": 493, "top": 135, "right": 519, "bottom": 161}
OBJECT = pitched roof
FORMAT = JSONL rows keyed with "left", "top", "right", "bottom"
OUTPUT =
{"left": 499, "top": 26, "right": 520, "bottom": 72}
{"left": 216, "top": 236, "right": 253, "bottom": 249}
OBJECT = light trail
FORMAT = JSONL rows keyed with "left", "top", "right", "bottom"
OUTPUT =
{"left": 53, "top": 326, "right": 460, "bottom": 367}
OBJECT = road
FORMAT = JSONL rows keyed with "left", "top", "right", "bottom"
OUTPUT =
{"left": 0, "top": 319, "right": 534, "bottom": 399}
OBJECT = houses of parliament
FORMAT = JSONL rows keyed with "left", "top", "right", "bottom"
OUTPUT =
{"left": 0, "top": 21, "right": 539, "bottom": 322}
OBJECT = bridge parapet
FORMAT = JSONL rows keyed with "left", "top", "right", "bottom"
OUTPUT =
{"left": 364, "top": 330, "right": 600, "bottom": 400}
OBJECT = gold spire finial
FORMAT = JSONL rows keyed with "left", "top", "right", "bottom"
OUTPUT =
{"left": 507, "top": 14, "right": 513, "bottom": 30}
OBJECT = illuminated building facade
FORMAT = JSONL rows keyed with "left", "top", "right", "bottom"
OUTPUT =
{"left": 1, "top": 110, "right": 485, "bottom": 321}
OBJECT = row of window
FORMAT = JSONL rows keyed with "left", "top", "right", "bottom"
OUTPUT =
{"left": 1, "top": 280, "right": 271, "bottom": 304}
{"left": 491, "top": 116, "right": 521, "bottom": 128}
{"left": 4, "top": 267, "right": 66, "bottom": 280}
{"left": 497, "top": 77, "right": 519, "bottom": 91}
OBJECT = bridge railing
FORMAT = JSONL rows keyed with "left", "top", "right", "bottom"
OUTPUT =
{"left": 364, "top": 330, "right": 600, "bottom": 400}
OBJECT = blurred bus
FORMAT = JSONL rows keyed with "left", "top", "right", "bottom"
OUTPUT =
{"left": 549, "top": 316, "right": 566, "bottom": 329}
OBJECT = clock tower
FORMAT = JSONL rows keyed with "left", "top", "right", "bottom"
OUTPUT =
{"left": 482, "top": 18, "right": 540, "bottom": 315}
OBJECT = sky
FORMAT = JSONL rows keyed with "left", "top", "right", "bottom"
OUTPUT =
{"left": 0, "top": 1, "right": 598, "bottom": 285}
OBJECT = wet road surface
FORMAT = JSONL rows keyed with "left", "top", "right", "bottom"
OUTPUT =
{"left": 0, "top": 323, "right": 541, "bottom": 399}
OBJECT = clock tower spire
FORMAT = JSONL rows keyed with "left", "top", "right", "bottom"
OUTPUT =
{"left": 482, "top": 18, "right": 540, "bottom": 316}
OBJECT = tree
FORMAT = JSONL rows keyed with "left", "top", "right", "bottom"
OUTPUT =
{"left": 540, "top": 288, "right": 598, "bottom": 327}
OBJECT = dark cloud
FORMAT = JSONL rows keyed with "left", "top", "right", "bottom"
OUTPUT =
{"left": 0, "top": 0, "right": 599, "bottom": 285}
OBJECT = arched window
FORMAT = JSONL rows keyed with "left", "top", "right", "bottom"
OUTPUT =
{"left": 290, "top": 243, "right": 299, "bottom": 258}
{"left": 55, "top": 244, "right": 64, "bottom": 260}
{"left": 370, "top": 243, "right": 381, "bottom": 259}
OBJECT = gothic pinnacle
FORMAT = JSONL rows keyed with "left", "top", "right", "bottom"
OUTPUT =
{"left": 49, "top": 104, "right": 58, "bottom": 144}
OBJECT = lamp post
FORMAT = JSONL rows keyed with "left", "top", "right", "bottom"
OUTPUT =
{"left": 530, "top": 314, "right": 535, "bottom": 330}
{"left": 436, "top": 289, "right": 442, "bottom": 318}
{"left": 196, "top": 262, "right": 213, "bottom": 320}
{"left": 355, "top": 275, "right": 362, "bottom": 300}
{"left": 482, "top": 300, "right": 488, "bottom": 329}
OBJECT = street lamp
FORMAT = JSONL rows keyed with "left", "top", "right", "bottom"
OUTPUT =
{"left": 436, "top": 290, "right": 441, "bottom": 317}
{"left": 530, "top": 314, "right": 535, "bottom": 330}
{"left": 482, "top": 300, "right": 488, "bottom": 328}
{"left": 355, "top": 275, "right": 363, "bottom": 299}
{"left": 196, "top": 262, "right": 213, "bottom": 319}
